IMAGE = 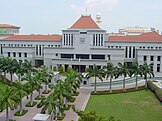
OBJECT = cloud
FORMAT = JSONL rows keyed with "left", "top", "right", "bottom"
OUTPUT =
{"left": 71, "top": 0, "right": 119, "bottom": 15}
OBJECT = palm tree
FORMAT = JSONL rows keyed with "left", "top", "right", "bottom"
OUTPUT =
{"left": 86, "top": 64, "right": 105, "bottom": 93}
{"left": 9, "top": 59, "right": 18, "bottom": 83}
{"left": 40, "top": 93, "right": 59, "bottom": 121}
{"left": 54, "top": 79, "right": 72, "bottom": 117}
{"left": 104, "top": 62, "right": 117, "bottom": 92}
{"left": 22, "top": 73, "right": 37, "bottom": 105}
{"left": 0, "top": 57, "right": 9, "bottom": 82}
{"left": 14, "top": 80, "right": 29, "bottom": 114}
{"left": 0, "top": 85, "right": 19, "bottom": 121}
{"left": 16, "top": 60, "right": 26, "bottom": 81}
{"left": 129, "top": 61, "right": 141, "bottom": 89}
{"left": 40, "top": 66, "right": 50, "bottom": 93}
{"left": 140, "top": 61, "right": 154, "bottom": 88}
{"left": 34, "top": 70, "right": 43, "bottom": 98}
{"left": 118, "top": 62, "right": 129, "bottom": 91}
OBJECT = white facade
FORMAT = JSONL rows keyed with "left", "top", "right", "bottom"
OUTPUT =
{"left": 0, "top": 15, "right": 162, "bottom": 72}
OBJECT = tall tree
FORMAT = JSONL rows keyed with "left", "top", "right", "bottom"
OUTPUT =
{"left": 86, "top": 64, "right": 105, "bottom": 93}
{"left": 104, "top": 62, "right": 117, "bottom": 92}
{"left": 0, "top": 85, "right": 19, "bottom": 121}
{"left": 140, "top": 61, "right": 154, "bottom": 88}
{"left": 14, "top": 81, "right": 29, "bottom": 114}
{"left": 118, "top": 62, "right": 129, "bottom": 91}
{"left": 129, "top": 61, "right": 141, "bottom": 89}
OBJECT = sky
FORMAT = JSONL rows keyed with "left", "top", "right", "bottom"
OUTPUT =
{"left": 0, "top": 0, "right": 162, "bottom": 34}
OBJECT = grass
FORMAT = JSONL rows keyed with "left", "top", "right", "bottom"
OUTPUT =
{"left": 85, "top": 89, "right": 162, "bottom": 121}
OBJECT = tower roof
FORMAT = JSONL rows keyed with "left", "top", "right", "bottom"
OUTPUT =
{"left": 70, "top": 15, "right": 100, "bottom": 29}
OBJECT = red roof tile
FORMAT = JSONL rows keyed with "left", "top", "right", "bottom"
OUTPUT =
{"left": 1, "top": 34, "right": 62, "bottom": 41}
{"left": 70, "top": 15, "right": 100, "bottom": 29}
{"left": 108, "top": 32, "right": 162, "bottom": 42}
{"left": 0, "top": 24, "right": 20, "bottom": 28}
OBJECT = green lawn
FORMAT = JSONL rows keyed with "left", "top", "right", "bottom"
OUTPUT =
{"left": 85, "top": 90, "right": 162, "bottom": 121}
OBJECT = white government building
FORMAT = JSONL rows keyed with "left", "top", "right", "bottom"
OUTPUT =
{"left": 0, "top": 15, "right": 162, "bottom": 72}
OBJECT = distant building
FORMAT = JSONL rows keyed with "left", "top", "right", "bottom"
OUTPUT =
{"left": 109, "top": 26, "right": 159, "bottom": 36}
{"left": 0, "top": 24, "right": 20, "bottom": 39}
{"left": 0, "top": 15, "right": 162, "bottom": 73}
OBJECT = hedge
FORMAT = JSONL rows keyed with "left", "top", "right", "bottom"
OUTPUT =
{"left": 91, "top": 86, "right": 146, "bottom": 95}
{"left": 147, "top": 81, "right": 162, "bottom": 102}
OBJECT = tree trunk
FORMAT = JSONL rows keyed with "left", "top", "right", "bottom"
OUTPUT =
{"left": 123, "top": 76, "right": 125, "bottom": 91}
{"left": 0, "top": 71, "right": 2, "bottom": 76}
{"left": 64, "top": 98, "right": 68, "bottom": 107}
{"left": 11, "top": 73, "right": 13, "bottom": 83}
{"left": 38, "top": 89, "right": 41, "bottom": 98}
{"left": 4, "top": 72, "right": 6, "bottom": 82}
{"left": 45, "top": 84, "right": 48, "bottom": 92}
{"left": 110, "top": 77, "right": 112, "bottom": 92}
{"left": 20, "top": 100, "right": 23, "bottom": 114}
{"left": 145, "top": 75, "right": 147, "bottom": 88}
{"left": 30, "top": 92, "right": 33, "bottom": 104}
{"left": 6, "top": 105, "right": 9, "bottom": 121}
{"left": 135, "top": 75, "right": 138, "bottom": 89}
{"left": 94, "top": 76, "right": 97, "bottom": 93}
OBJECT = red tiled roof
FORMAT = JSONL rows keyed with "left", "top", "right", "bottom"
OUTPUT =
{"left": 108, "top": 32, "right": 162, "bottom": 42}
{"left": 0, "top": 24, "right": 20, "bottom": 28}
{"left": 1, "top": 34, "right": 62, "bottom": 41}
{"left": 70, "top": 15, "right": 100, "bottom": 29}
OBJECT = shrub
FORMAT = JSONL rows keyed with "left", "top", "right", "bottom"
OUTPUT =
{"left": 69, "top": 97, "right": 76, "bottom": 102}
{"left": 85, "top": 67, "right": 89, "bottom": 72}
{"left": 42, "top": 90, "right": 51, "bottom": 94}
{"left": 53, "top": 66, "right": 57, "bottom": 71}
{"left": 57, "top": 114, "right": 65, "bottom": 120}
{"left": 59, "top": 66, "right": 64, "bottom": 73}
{"left": 72, "top": 92, "right": 80, "bottom": 96}
{"left": 37, "top": 102, "right": 43, "bottom": 108}
{"left": 147, "top": 81, "right": 162, "bottom": 102}
{"left": 14, "top": 110, "right": 28, "bottom": 116}
{"left": 9, "top": 119, "right": 16, "bottom": 121}
{"left": 64, "top": 105, "right": 71, "bottom": 110}
{"left": 35, "top": 95, "right": 45, "bottom": 100}
{"left": 67, "top": 66, "right": 72, "bottom": 73}
{"left": 25, "top": 102, "right": 37, "bottom": 107}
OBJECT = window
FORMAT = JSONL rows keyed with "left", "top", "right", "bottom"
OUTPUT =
{"left": 76, "top": 54, "right": 89, "bottom": 59}
{"left": 150, "top": 63, "right": 154, "bottom": 71}
{"left": 8, "top": 52, "right": 10, "bottom": 57}
{"left": 133, "top": 46, "right": 135, "bottom": 58}
{"left": 150, "top": 56, "right": 154, "bottom": 61}
{"left": 56, "top": 53, "right": 58, "bottom": 56}
{"left": 39, "top": 45, "right": 41, "bottom": 55}
{"left": 71, "top": 34, "right": 73, "bottom": 46}
{"left": 13, "top": 52, "right": 16, "bottom": 57}
{"left": 36, "top": 45, "right": 38, "bottom": 55}
{"left": 125, "top": 46, "right": 128, "bottom": 58}
{"left": 107, "top": 55, "right": 111, "bottom": 60}
{"left": 129, "top": 46, "right": 131, "bottom": 58}
{"left": 143, "top": 56, "right": 147, "bottom": 61}
{"left": 92, "top": 55, "right": 105, "bottom": 59}
{"left": 18, "top": 52, "right": 21, "bottom": 57}
{"left": 157, "top": 64, "right": 160, "bottom": 72}
{"left": 80, "top": 32, "right": 87, "bottom": 34}
{"left": 157, "top": 56, "right": 161, "bottom": 61}
{"left": 24, "top": 53, "right": 27, "bottom": 58}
